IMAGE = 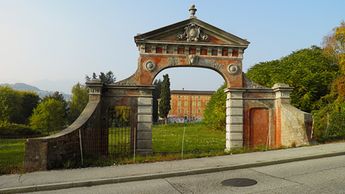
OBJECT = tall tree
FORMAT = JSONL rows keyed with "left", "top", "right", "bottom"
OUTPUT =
{"left": 152, "top": 79, "right": 162, "bottom": 123}
{"left": 0, "top": 86, "right": 21, "bottom": 123}
{"left": 42, "top": 91, "right": 68, "bottom": 118}
{"left": 30, "top": 98, "right": 66, "bottom": 134}
{"left": 18, "top": 92, "right": 40, "bottom": 124}
{"left": 68, "top": 83, "right": 89, "bottom": 123}
{"left": 323, "top": 21, "right": 345, "bottom": 101}
{"left": 159, "top": 74, "right": 171, "bottom": 124}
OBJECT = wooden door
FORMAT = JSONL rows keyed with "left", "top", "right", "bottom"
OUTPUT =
{"left": 250, "top": 108, "right": 269, "bottom": 148}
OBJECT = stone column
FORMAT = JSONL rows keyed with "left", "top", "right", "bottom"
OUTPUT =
{"left": 224, "top": 88, "right": 245, "bottom": 152}
{"left": 136, "top": 96, "right": 153, "bottom": 155}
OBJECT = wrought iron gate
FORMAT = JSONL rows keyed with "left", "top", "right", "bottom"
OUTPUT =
{"left": 108, "top": 106, "right": 134, "bottom": 158}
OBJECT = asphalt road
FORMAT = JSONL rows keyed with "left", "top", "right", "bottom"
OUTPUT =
{"left": 33, "top": 155, "right": 345, "bottom": 194}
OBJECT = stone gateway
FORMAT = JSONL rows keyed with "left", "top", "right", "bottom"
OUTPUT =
{"left": 24, "top": 5, "right": 312, "bottom": 171}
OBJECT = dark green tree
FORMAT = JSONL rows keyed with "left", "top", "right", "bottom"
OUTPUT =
{"left": 159, "top": 74, "right": 171, "bottom": 124}
{"left": 0, "top": 86, "right": 22, "bottom": 124}
{"left": 18, "top": 92, "right": 40, "bottom": 124}
{"left": 152, "top": 79, "right": 162, "bottom": 123}
{"left": 203, "top": 84, "right": 226, "bottom": 131}
{"left": 68, "top": 83, "right": 89, "bottom": 123}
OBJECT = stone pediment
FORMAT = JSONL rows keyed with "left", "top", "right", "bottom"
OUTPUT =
{"left": 134, "top": 18, "right": 250, "bottom": 48}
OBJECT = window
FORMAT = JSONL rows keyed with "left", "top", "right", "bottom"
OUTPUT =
{"left": 232, "top": 49, "right": 239, "bottom": 57}
{"left": 167, "top": 46, "right": 174, "bottom": 54}
{"left": 145, "top": 45, "right": 151, "bottom": 53}
{"left": 189, "top": 47, "right": 196, "bottom": 54}
{"left": 178, "top": 46, "right": 185, "bottom": 54}
{"left": 212, "top": 48, "right": 218, "bottom": 56}
{"left": 156, "top": 46, "right": 163, "bottom": 53}
{"left": 200, "top": 47, "right": 208, "bottom": 55}
{"left": 222, "top": 48, "right": 228, "bottom": 56}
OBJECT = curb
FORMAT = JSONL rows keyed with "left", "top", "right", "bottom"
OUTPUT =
{"left": 1, "top": 151, "right": 345, "bottom": 193}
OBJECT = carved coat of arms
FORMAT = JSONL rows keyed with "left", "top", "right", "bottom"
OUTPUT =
{"left": 177, "top": 23, "right": 208, "bottom": 42}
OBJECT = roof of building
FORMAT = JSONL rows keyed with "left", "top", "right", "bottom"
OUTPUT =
{"left": 171, "top": 90, "right": 214, "bottom": 95}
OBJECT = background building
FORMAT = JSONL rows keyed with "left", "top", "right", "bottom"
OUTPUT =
{"left": 168, "top": 90, "right": 214, "bottom": 122}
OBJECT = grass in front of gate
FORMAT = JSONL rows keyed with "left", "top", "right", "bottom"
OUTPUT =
{"left": 152, "top": 122, "right": 225, "bottom": 154}
{"left": 0, "top": 139, "right": 25, "bottom": 174}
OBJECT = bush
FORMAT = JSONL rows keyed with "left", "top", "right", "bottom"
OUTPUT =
{"left": 203, "top": 84, "right": 226, "bottom": 131}
{"left": 313, "top": 102, "right": 345, "bottom": 142}
{"left": 0, "top": 122, "right": 41, "bottom": 138}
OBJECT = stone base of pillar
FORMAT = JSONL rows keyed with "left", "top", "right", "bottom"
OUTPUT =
{"left": 224, "top": 88, "right": 245, "bottom": 151}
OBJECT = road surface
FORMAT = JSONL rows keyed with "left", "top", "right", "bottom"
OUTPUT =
{"left": 33, "top": 155, "right": 345, "bottom": 194}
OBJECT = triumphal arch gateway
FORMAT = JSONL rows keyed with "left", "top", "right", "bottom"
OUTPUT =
{"left": 24, "top": 6, "right": 312, "bottom": 171}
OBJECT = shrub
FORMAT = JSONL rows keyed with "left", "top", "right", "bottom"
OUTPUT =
{"left": 203, "top": 84, "right": 226, "bottom": 131}
{"left": 0, "top": 122, "right": 41, "bottom": 138}
{"left": 313, "top": 102, "right": 345, "bottom": 142}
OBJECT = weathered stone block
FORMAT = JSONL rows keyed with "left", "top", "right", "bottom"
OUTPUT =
{"left": 229, "top": 100, "right": 243, "bottom": 107}
{"left": 137, "top": 122, "right": 152, "bottom": 132}
{"left": 137, "top": 131, "right": 152, "bottom": 140}
{"left": 230, "top": 132, "right": 243, "bottom": 140}
{"left": 136, "top": 139, "right": 152, "bottom": 149}
{"left": 230, "top": 107, "right": 243, "bottom": 116}
{"left": 138, "top": 105, "right": 152, "bottom": 114}
{"left": 230, "top": 124, "right": 243, "bottom": 132}
{"left": 230, "top": 116, "right": 243, "bottom": 124}
{"left": 138, "top": 97, "right": 152, "bottom": 106}
{"left": 138, "top": 114, "right": 152, "bottom": 122}
{"left": 230, "top": 140, "right": 243, "bottom": 148}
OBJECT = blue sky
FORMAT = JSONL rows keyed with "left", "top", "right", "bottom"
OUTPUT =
{"left": 0, "top": 0, "right": 344, "bottom": 93}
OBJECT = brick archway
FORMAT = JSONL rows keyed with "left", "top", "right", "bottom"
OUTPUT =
{"left": 24, "top": 6, "right": 312, "bottom": 171}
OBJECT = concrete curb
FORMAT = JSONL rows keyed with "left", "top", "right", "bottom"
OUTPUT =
{"left": 1, "top": 151, "right": 345, "bottom": 193}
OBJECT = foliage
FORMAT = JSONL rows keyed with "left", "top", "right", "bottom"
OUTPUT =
{"left": 0, "top": 86, "right": 22, "bottom": 123}
{"left": 18, "top": 92, "right": 40, "bottom": 124}
{"left": 68, "top": 83, "right": 89, "bottom": 123}
{"left": 313, "top": 22, "right": 345, "bottom": 141}
{"left": 111, "top": 106, "right": 130, "bottom": 127}
{"left": 30, "top": 98, "right": 67, "bottom": 134}
{"left": 159, "top": 74, "right": 171, "bottom": 123}
{"left": 323, "top": 21, "right": 345, "bottom": 102}
{"left": 203, "top": 84, "right": 226, "bottom": 131}
{"left": 152, "top": 79, "right": 162, "bottom": 123}
{"left": 0, "top": 122, "right": 41, "bottom": 138}
{"left": 246, "top": 46, "right": 338, "bottom": 112}
{"left": 86, "top": 71, "right": 116, "bottom": 84}
{"left": 313, "top": 102, "right": 345, "bottom": 142}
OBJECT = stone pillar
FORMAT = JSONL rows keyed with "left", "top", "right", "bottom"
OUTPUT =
{"left": 86, "top": 79, "right": 103, "bottom": 102}
{"left": 224, "top": 88, "right": 245, "bottom": 151}
{"left": 136, "top": 96, "right": 153, "bottom": 155}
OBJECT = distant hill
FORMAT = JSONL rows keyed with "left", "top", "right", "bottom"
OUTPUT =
{"left": 0, "top": 83, "right": 71, "bottom": 100}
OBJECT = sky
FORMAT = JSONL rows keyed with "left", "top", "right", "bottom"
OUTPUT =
{"left": 0, "top": 0, "right": 344, "bottom": 94}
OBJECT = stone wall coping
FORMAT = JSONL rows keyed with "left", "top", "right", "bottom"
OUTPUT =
{"left": 28, "top": 100, "right": 100, "bottom": 141}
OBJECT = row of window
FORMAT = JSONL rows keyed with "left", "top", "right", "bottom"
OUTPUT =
{"left": 145, "top": 45, "right": 239, "bottom": 57}
{"left": 177, "top": 108, "right": 201, "bottom": 114}
{"left": 177, "top": 101, "right": 202, "bottom": 107}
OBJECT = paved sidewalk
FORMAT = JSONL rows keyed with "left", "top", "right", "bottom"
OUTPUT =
{"left": 1, "top": 142, "right": 345, "bottom": 193}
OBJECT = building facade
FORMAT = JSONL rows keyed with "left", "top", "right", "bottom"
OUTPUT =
{"left": 169, "top": 90, "right": 214, "bottom": 121}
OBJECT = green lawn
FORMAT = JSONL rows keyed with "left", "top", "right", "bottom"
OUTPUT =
{"left": 153, "top": 123, "right": 225, "bottom": 154}
{"left": 0, "top": 139, "right": 25, "bottom": 174}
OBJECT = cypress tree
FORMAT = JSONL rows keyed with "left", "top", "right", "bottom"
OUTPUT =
{"left": 159, "top": 74, "right": 171, "bottom": 124}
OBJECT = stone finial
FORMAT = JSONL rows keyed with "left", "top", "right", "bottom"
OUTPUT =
{"left": 189, "top": 4, "right": 197, "bottom": 18}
